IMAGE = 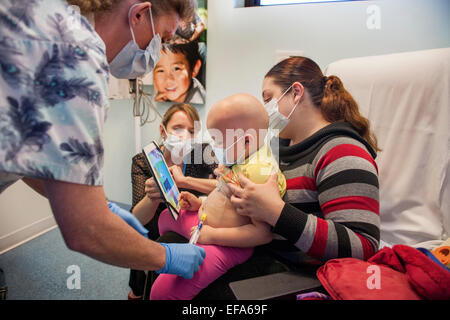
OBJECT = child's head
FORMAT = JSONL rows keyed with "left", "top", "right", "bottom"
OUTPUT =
{"left": 153, "top": 39, "right": 202, "bottom": 103}
{"left": 207, "top": 93, "right": 269, "bottom": 165}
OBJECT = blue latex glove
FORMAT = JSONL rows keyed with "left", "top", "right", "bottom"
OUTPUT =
{"left": 108, "top": 202, "right": 149, "bottom": 238}
{"left": 157, "top": 243, "right": 206, "bottom": 279}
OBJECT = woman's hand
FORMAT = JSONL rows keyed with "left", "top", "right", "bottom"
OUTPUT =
{"left": 227, "top": 173, "right": 285, "bottom": 227}
{"left": 179, "top": 191, "right": 202, "bottom": 211}
{"left": 144, "top": 177, "right": 163, "bottom": 204}
{"left": 169, "top": 165, "right": 188, "bottom": 188}
{"left": 190, "top": 224, "right": 215, "bottom": 245}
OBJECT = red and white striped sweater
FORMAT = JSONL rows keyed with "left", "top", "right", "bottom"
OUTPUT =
{"left": 271, "top": 122, "right": 380, "bottom": 264}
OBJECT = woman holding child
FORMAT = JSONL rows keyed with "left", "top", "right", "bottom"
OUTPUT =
{"left": 229, "top": 57, "right": 381, "bottom": 265}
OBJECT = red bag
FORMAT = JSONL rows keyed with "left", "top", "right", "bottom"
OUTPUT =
{"left": 370, "top": 245, "right": 450, "bottom": 300}
{"left": 317, "top": 245, "right": 450, "bottom": 300}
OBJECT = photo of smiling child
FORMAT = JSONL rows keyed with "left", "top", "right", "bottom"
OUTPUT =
{"left": 153, "top": 39, "right": 206, "bottom": 105}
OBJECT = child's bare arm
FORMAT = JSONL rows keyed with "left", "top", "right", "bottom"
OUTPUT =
{"left": 192, "top": 219, "right": 273, "bottom": 247}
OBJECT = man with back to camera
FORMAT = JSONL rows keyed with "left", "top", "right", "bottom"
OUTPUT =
{"left": 0, "top": 0, "right": 205, "bottom": 283}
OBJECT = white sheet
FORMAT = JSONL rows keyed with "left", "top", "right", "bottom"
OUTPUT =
{"left": 325, "top": 48, "right": 450, "bottom": 247}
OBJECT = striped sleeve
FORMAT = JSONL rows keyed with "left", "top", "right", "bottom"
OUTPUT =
{"left": 274, "top": 138, "right": 380, "bottom": 261}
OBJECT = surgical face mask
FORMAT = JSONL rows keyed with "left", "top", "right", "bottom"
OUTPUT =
{"left": 109, "top": 5, "right": 162, "bottom": 79}
{"left": 211, "top": 135, "right": 245, "bottom": 167}
{"left": 163, "top": 127, "right": 194, "bottom": 164}
{"left": 264, "top": 84, "right": 299, "bottom": 133}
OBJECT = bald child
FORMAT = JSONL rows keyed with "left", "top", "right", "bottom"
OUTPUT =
{"left": 150, "top": 94, "right": 286, "bottom": 300}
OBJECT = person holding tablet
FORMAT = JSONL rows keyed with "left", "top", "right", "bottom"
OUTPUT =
{"left": 128, "top": 103, "right": 218, "bottom": 300}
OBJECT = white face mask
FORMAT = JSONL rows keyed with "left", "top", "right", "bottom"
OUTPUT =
{"left": 163, "top": 127, "right": 194, "bottom": 164}
{"left": 109, "top": 4, "right": 162, "bottom": 79}
{"left": 264, "top": 84, "right": 299, "bottom": 133}
{"left": 211, "top": 135, "right": 245, "bottom": 167}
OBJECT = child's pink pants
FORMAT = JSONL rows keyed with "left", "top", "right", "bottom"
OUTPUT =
{"left": 150, "top": 209, "right": 253, "bottom": 300}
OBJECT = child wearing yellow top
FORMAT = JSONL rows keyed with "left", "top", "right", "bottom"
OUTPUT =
{"left": 151, "top": 93, "right": 286, "bottom": 300}
{"left": 229, "top": 142, "right": 286, "bottom": 196}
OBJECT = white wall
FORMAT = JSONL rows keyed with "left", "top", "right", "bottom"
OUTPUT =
{"left": 102, "top": 99, "right": 136, "bottom": 205}
{"left": 101, "top": 99, "right": 207, "bottom": 205}
{"left": 0, "top": 180, "right": 55, "bottom": 253}
{"left": 205, "top": 0, "right": 449, "bottom": 110}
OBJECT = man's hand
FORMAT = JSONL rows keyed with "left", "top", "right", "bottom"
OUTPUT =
{"left": 42, "top": 180, "right": 166, "bottom": 271}
{"left": 157, "top": 243, "right": 205, "bottom": 279}
{"left": 107, "top": 202, "right": 149, "bottom": 237}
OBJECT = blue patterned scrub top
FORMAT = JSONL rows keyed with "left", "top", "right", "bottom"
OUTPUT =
{"left": 0, "top": 0, "right": 110, "bottom": 193}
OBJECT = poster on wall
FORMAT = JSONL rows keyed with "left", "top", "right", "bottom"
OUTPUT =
{"left": 152, "top": 0, "right": 207, "bottom": 106}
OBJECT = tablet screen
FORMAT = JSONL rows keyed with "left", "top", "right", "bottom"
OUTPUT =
{"left": 143, "top": 142, "right": 180, "bottom": 215}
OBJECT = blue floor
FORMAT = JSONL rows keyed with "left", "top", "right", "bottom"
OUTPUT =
{"left": 0, "top": 227, "right": 131, "bottom": 300}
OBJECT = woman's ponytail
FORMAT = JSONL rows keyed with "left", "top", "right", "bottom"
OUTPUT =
{"left": 322, "top": 76, "right": 380, "bottom": 152}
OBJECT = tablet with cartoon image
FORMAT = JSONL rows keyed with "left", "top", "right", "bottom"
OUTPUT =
{"left": 142, "top": 141, "right": 180, "bottom": 220}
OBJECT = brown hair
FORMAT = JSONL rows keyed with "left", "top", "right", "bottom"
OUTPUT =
{"left": 163, "top": 38, "right": 202, "bottom": 75}
{"left": 68, "top": 0, "right": 196, "bottom": 21}
{"left": 162, "top": 103, "right": 200, "bottom": 128}
{"left": 265, "top": 57, "right": 380, "bottom": 152}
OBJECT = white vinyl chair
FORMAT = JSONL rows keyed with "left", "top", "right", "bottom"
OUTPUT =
{"left": 228, "top": 48, "right": 450, "bottom": 300}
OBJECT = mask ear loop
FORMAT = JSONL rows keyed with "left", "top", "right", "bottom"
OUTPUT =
{"left": 276, "top": 84, "right": 298, "bottom": 119}
{"left": 286, "top": 98, "right": 300, "bottom": 119}
{"left": 286, "top": 85, "right": 301, "bottom": 119}
{"left": 149, "top": 6, "right": 157, "bottom": 38}
{"left": 222, "top": 134, "right": 242, "bottom": 165}
{"left": 128, "top": 4, "right": 139, "bottom": 44}
{"left": 128, "top": 4, "right": 156, "bottom": 44}
{"left": 233, "top": 134, "right": 248, "bottom": 165}
{"left": 162, "top": 124, "right": 169, "bottom": 137}
{"left": 277, "top": 84, "right": 294, "bottom": 105}
{"left": 158, "top": 124, "right": 168, "bottom": 146}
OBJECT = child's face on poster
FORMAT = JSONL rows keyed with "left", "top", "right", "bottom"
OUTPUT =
{"left": 153, "top": 51, "right": 193, "bottom": 102}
